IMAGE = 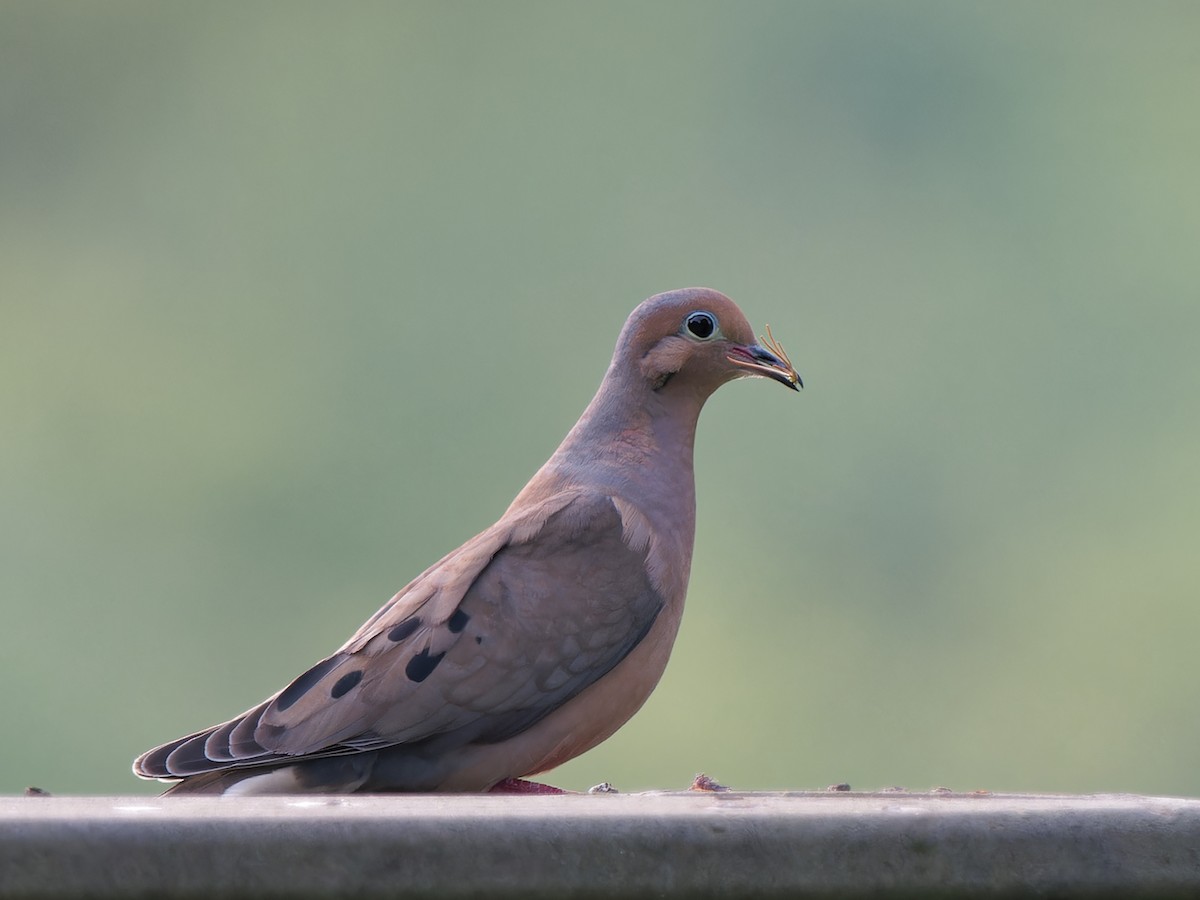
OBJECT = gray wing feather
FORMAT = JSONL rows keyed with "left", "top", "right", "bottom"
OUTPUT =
{"left": 134, "top": 490, "right": 663, "bottom": 779}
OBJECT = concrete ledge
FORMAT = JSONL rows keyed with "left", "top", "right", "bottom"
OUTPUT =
{"left": 2, "top": 791, "right": 1199, "bottom": 897}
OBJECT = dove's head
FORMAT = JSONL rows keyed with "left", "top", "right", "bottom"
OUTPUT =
{"left": 615, "top": 287, "right": 802, "bottom": 399}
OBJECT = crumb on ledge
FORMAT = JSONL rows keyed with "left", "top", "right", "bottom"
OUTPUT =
{"left": 689, "top": 773, "right": 730, "bottom": 792}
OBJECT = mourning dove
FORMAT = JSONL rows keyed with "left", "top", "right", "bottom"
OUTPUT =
{"left": 134, "top": 287, "right": 801, "bottom": 794}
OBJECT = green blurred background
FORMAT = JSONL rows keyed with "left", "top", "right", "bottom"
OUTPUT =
{"left": 3, "top": 1, "right": 1198, "bottom": 797}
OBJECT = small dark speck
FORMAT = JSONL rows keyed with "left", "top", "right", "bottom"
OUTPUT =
{"left": 406, "top": 648, "right": 446, "bottom": 683}
{"left": 910, "top": 839, "right": 936, "bottom": 856}
{"left": 388, "top": 617, "right": 421, "bottom": 642}
{"left": 447, "top": 608, "right": 470, "bottom": 633}
{"left": 330, "top": 670, "right": 363, "bottom": 699}
{"left": 475, "top": 636, "right": 483, "bottom": 645}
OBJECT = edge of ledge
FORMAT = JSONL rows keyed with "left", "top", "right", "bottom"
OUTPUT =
{"left": 2, "top": 792, "right": 1199, "bottom": 898}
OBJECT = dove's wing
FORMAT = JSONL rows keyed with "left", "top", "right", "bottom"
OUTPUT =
{"left": 134, "top": 489, "right": 665, "bottom": 779}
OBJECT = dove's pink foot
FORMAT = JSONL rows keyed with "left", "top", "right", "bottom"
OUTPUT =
{"left": 488, "top": 777, "right": 568, "bottom": 794}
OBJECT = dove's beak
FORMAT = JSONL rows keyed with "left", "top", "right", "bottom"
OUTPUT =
{"left": 727, "top": 330, "right": 803, "bottom": 391}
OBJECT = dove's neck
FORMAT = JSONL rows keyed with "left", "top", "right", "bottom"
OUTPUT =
{"left": 511, "top": 366, "right": 708, "bottom": 526}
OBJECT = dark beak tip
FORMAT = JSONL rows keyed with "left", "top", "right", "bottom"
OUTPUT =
{"left": 727, "top": 343, "right": 802, "bottom": 391}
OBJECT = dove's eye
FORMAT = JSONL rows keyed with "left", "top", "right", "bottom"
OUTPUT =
{"left": 685, "top": 311, "right": 717, "bottom": 340}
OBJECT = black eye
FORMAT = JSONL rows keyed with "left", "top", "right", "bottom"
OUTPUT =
{"left": 685, "top": 311, "right": 717, "bottom": 340}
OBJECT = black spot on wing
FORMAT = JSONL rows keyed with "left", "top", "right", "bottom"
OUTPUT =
{"left": 275, "top": 656, "right": 342, "bottom": 711}
{"left": 447, "top": 608, "right": 470, "bottom": 633}
{"left": 387, "top": 617, "right": 421, "bottom": 642}
{"left": 330, "top": 670, "right": 363, "bottom": 699}
{"left": 405, "top": 648, "right": 445, "bottom": 683}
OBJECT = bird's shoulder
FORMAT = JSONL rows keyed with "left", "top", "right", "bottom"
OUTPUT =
{"left": 341, "top": 486, "right": 652, "bottom": 653}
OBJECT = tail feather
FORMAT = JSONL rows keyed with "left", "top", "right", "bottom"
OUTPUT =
{"left": 160, "top": 753, "right": 378, "bottom": 795}
{"left": 134, "top": 701, "right": 283, "bottom": 779}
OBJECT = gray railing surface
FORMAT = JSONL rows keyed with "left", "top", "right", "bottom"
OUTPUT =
{"left": 3, "top": 791, "right": 1199, "bottom": 897}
